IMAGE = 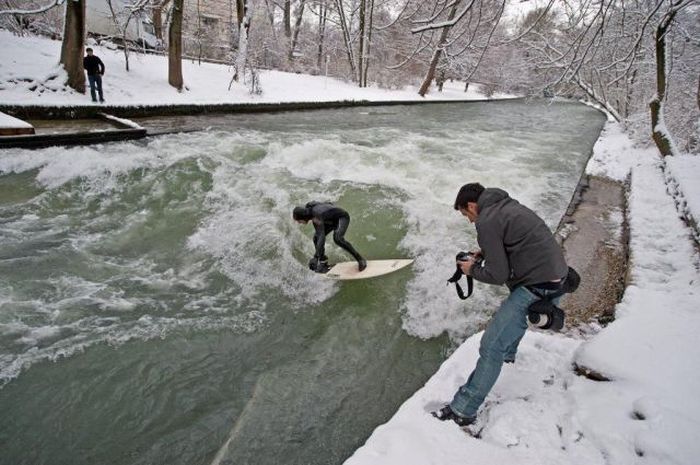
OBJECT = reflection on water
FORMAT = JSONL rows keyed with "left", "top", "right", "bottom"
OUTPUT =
{"left": 0, "top": 101, "right": 605, "bottom": 465}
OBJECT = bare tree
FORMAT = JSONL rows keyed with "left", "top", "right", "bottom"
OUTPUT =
{"left": 388, "top": 0, "right": 506, "bottom": 96}
{"left": 357, "top": 0, "right": 376, "bottom": 86}
{"left": 313, "top": 0, "right": 328, "bottom": 70}
{"left": 416, "top": 0, "right": 460, "bottom": 96}
{"left": 0, "top": 0, "right": 86, "bottom": 92}
{"left": 105, "top": 0, "right": 153, "bottom": 71}
{"left": 519, "top": 0, "right": 698, "bottom": 155}
{"left": 233, "top": 0, "right": 251, "bottom": 82}
{"left": 60, "top": 0, "right": 86, "bottom": 92}
{"left": 283, "top": 0, "right": 292, "bottom": 37}
{"left": 288, "top": 0, "right": 307, "bottom": 61}
{"left": 649, "top": 1, "right": 692, "bottom": 157}
{"left": 0, "top": 0, "right": 64, "bottom": 16}
{"left": 334, "top": 0, "right": 357, "bottom": 81}
{"left": 262, "top": 0, "right": 278, "bottom": 38}
{"left": 152, "top": 0, "right": 170, "bottom": 40}
{"left": 168, "top": 0, "right": 183, "bottom": 90}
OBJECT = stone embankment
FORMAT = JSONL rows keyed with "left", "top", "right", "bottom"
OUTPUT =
{"left": 557, "top": 174, "right": 629, "bottom": 329}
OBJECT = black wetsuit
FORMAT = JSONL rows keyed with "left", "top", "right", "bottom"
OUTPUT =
{"left": 306, "top": 201, "right": 363, "bottom": 264}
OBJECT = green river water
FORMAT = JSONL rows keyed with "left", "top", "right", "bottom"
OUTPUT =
{"left": 0, "top": 101, "right": 606, "bottom": 465}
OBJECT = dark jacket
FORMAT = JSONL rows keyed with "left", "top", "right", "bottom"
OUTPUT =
{"left": 470, "top": 188, "right": 568, "bottom": 290}
{"left": 83, "top": 55, "right": 105, "bottom": 76}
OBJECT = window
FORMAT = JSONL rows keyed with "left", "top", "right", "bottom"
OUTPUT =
{"left": 142, "top": 22, "right": 155, "bottom": 35}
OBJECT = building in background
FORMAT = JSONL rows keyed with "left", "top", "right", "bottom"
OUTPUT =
{"left": 180, "top": 0, "right": 235, "bottom": 61}
{"left": 87, "top": 0, "right": 160, "bottom": 49}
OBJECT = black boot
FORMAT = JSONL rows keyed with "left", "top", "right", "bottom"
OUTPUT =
{"left": 431, "top": 405, "right": 476, "bottom": 427}
{"left": 315, "top": 260, "right": 332, "bottom": 273}
{"left": 358, "top": 257, "right": 367, "bottom": 272}
{"left": 309, "top": 256, "right": 331, "bottom": 273}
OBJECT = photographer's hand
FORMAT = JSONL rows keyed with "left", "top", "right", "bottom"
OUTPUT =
{"left": 457, "top": 258, "right": 475, "bottom": 276}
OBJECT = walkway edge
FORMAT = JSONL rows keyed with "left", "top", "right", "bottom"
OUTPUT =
{"left": 0, "top": 98, "right": 520, "bottom": 120}
{"left": 0, "top": 128, "right": 148, "bottom": 149}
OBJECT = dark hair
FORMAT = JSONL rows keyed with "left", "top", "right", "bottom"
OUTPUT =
{"left": 293, "top": 206, "right": 312, "bottom": 221}
{"left": 453, "top": 183, "right": 485, "bottom": 210}
{"left": 86, "top": 47, "right": 93, "bottom": 53}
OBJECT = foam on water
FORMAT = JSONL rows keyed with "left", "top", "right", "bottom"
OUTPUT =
{"left": 0, "top": 133, "right": 276, "bottom": 384}
{"left": 259, "top": 124, "right": 585, "bottom": 340}
{"left": 0, "top": 102, "right": 603, "bottom": 385}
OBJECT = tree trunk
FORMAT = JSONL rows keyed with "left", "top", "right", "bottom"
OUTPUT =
{"left": 361, "top": 0, "right": 373, "bottom": 87}
{"left": 153, "top": 5, "right": 163, "bottom": 40}
{"left": 288, "top": 0, "right": 306, "bottom": 61}
{"left": 106, "top": 0, "right": 131, "bottom": 71}
{"left": 168, "top": 0, "right": 184, "bottom": 90}
{"left": 60, "top": 0, "right": 86, "bottom": 93}
{"left": 263, "top": 0, "right": 277, "bottom": 38}
{"left": 316, "top": 0, "right": 327, "bottom": 70}
{"left": 153, "top": 0, "right": 172, "bottom": 40}
{"left": 418, "top": 0, "right": 459, "bottom": 96}
{"left": 436, "top": 69, "right": 445, "bottom": 92}
{"left": 283, "top": 0, "right": 291, "bottom": 37}
{"left": 334, "top": 0, "right": 356, "bottom": 81}
{"left": 649, "top": 11, "right": 677, "bottom": 157}
{"left": 234, "top": 0, "right": 250, "bottom": 82}
{"left": 357, "top": 0, "right": 365, "bottom": 86}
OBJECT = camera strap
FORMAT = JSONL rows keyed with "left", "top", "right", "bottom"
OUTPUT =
{"left": 447, "top": 267, "right": 474, "bottom": 300}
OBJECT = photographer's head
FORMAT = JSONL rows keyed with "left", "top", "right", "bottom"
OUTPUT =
{"left": 454, "top": 183, "right": 484, "bottom": 223}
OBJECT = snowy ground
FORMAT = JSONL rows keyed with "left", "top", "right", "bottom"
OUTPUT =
{"left": 0, "top": 110, "right": 33, "bottom": 129}
{"left": 0, "top": 29, "right": 510, "bottom": 107}
{"left": 345, "top": 123, "right": 700, "bottom": 465}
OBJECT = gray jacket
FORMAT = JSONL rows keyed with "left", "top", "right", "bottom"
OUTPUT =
{"left": 471, "top": 188, "right": 568, "bottom": 290}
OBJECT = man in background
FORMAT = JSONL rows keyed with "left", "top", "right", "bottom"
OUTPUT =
{"left": 83, "top": 48, "right": 105, "bottom": 103}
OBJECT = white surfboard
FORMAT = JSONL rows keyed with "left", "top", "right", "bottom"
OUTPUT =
{"left": 324, "top": 259, "right": 414, "bottom": 280}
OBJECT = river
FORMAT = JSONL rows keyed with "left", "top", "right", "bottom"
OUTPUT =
{"left": 0, "top": 100, "right": 605, "bottom": 465}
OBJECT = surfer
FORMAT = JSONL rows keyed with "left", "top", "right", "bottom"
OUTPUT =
{"left": 293, "top": 201, "right": 367, "bottom": 273}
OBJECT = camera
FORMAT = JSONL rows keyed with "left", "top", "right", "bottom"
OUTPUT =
{"left": 448, "top": 251, "right": 482, "bottom": 300}
{"left": 456, "top": 251, "right": 481, "bottom": 264}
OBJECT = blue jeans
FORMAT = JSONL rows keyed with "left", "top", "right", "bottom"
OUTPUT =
{"left": 88, "top": 74, "right": 104, "bottom": 102}
{"left": 450, "top": 285, "right": 562, "bottom": 418}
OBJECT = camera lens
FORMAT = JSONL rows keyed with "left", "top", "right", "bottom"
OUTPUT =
{"left": 528, "top": 311, "right": 551, "bottom": 329}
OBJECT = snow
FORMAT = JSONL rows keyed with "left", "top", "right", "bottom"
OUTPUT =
{"left": 666, "top": 154, "right": 700, "bottom": 242}
{"left": 97, "top": 112, "right": 143, "bottom": 129}
{"left": 2, "top": 29, "right": 699, "bottom": 465}
{"left": 0, "top": 29, "right": 512, "bottom": 107}
{"left": 0, "top": 110, "right": 33, "bottom": 129}
{"left": 345, "top": 123, "right": 700, "bottom": 465}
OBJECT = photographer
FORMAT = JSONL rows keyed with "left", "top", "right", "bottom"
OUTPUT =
{"left": 433, "top": 183, "right": 569, "bottom": 427}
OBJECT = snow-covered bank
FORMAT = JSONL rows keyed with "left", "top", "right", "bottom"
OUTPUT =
{"left": 345, "top": 123, "right": 700, "bottom": 465}
{"left": 0, "top": 30, "right": 512, "bottom": 107}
